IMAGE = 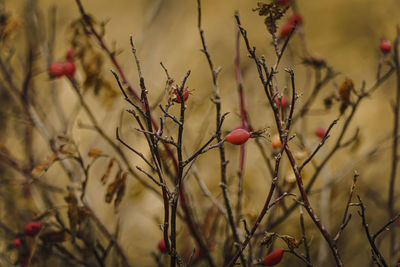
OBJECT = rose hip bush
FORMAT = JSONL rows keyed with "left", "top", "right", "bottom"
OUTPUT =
{"left": 0, "top": 0, "right": 399, "bottom": 266}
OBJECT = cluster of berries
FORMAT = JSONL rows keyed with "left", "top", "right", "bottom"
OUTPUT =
{"left": 49, "top": 49, "right": 76, "bottom": 78}
{"left": 12, "top": 221, "right": 43, "bottom": 266}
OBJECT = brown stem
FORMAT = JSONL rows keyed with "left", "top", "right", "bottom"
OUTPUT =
{"left": 388, "top": 26, "right": 400, "bottom": 261}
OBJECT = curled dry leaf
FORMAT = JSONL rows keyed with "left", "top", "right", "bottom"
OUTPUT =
{"left": 338, "top": 77, "right": 354, "bottom": 114}
{"left": 101, "top": 158, "right": 115, "bottom": 184}
{"left": 114, "top": 172, "right": 127, "bottom": 210}
{"left": 254, "top": 1, "right": 289, "bottom": 34}
{"left": 64, "top": 192, "right": 79, "bottom": 233}
{"left": 31, "top": 155, "right": 59, "bottom": 178}
{"left": 261, "top": 232, "right": 277, "bottom": 248}
{"left": 39, "top": 230, "right": 69, "bottom": 243}
{"left": 88, "top": 148, "right": 102, "bottom": 158}
{"left": 279, "top": 234, "right": 301, "bottom": 249}
{"left": 58, "top": 144, "right": 76, "bottom": 155}
{"left": 105, "top": 170, "right": 126, "bottom": 207}
{"left": 64, "top": 192, "right": 90, "bottom": 234}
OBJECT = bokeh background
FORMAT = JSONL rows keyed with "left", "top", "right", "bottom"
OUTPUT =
{"left": 1, "top": 0, "right": 400, "bottom": 266}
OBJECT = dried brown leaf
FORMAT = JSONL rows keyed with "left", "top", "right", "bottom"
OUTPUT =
{"left": 261, "top": 232, "right": 277, "bottom": 248}
{"left": 280, "top": 235, "right": 301, "bottom": 249}
{"left": 114, "top": 172, "right": 127, "bottom": 210}
{"left": 40, "top": 230, "right": 69, "bottom": 243}
{"left": 88, "top": 148, "right": 102, "bottom": 158}
{"left": 101, "top": 158, "right": 115, "bottom": 184}
{"left": 31, "top": 162, "right": 48, "bottom": 178}
{"left": 105, "top": 169, "right": 122, "bottom": 203}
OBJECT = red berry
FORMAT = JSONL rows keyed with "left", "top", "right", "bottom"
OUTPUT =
{"left": 225, "top": 128, "right": 251, "bottom": 145}
{"left": 277, "top": 0, "right": 290, "bottom": 6}
{"left": 289, "top": 14, "right": 303, "bottom": 26}
{"left": 66, "top": 49, "right": 74, "bottom": 60}
{"left": 395, "top": 217, "right": 400, "bottom": 226}
{"left": 315, "top": 127, "right": 326, "bottom": 139}
{"left": 263, "top": 248, "right": 284, "bottom": 266}
{"left": 63, "top": 61, "right": 76, "bottom": 78}
{"left": 24, "top": 221, "right": 42, "bottom": 236}
{"left": 275, "top": 95, "right": 289, "bottom": 109}
{"left": 195, "top": 249, "right": 204, "bottom": 260}
{"left": 380, "top": 39, "right": 392, "bottom": 54}
{"left": 49, "top": 61, "right": 64, "bottom": 78}
{"left": 20, "top": 256, "right": 30, "bottom": 266}
{"left": 13, "top": 238, "right": 21, "bottom": 248}
{"left": 157, "top": 239, "right": 167, "bottom": 253}
{"left": 173, "top": 88, "right": 189, "bottom": 103}
{"left": 279, "top": 23, "right": 293, "bottom": 38}
{"left": 271, "top": 134, "right": 282, "bottom": 149}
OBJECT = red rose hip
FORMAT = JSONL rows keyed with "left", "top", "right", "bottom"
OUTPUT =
{"left": 315, "top": 127, "right": 326, "bottom": 139}
{"left": 279, "top": 23, "right": 293, "bottom": 38}
{"left": 157, "top": 239, "right": 167, "bottom": 253}
{"left": 49, "top": 61, "right": 64, "bottom": 78}
{"left": 225, "top": 128, "right": 251, "bottom": 145}
{"left": 13, "top": 238, "right": 21, "bottom": 248}
{"left": 380, "top": 39, "right": 392, "bottom": 54}
{"left": 275, "top": 95, "right": 289, "bottom": 109}
{"left": 289, "top": 14, "right": 303, "bottom": 26}
{"left": 24, "top": 221, "right": 42, "bottom": 236}
{"left": 173, "top": 88, "right": 189, "bottom": 103}
{"left": 66, "top": 49, "right": 74, "bottom": 60}
{"left": 277, "top": 0, "right": 290, "bottom": 6}
{"left": 63, "top": 61, "right": 76, "bottom": 78}
{"left": 263, "top": 248, "right": 284, "bottom": 266}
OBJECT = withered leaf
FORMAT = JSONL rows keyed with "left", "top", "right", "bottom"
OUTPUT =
{"left": 64, "top": 192, "right": 79, "bottom": 233}
{"left": 40, "top": 230, "right": 69, "bottom": 243}
{"left": 114, "top": 172, "right": 127, "bottom": 210}
{"left": 77, "top": 206, "right": 91, "bottom": 222}
{"left": 261, "top": 232, "right": 277, "bottom": 248}
{"left": 31, "top": 162, "right": 48, "bottom": 178}
{"left": 105, "top": 169, "right": 122, "bottom": 203}
{"left": 47, "top": 154, "right": 59, "bottom": 163}
{"left": 58, "top": 144, "right": 76, "bottom": 155}
{"left": 101, "top": 158, "right": 115, "bottom": 184}
{"left": 280, "top": 235, "right": 301, "bottom": 249}
{"left": 338, "top": 77, "right": 354, "bottom": 114}
{"left": 88, "top": 148, "right": 102, "bottom": 158}
{"left": 254, "top": 2, "right": 289, "bottom": 34}
{"left": 57, "top": 135, "right": 72, "bottom": 143}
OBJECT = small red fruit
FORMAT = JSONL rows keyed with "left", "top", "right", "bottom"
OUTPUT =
{"left": 66, "top": 49, "right": 74, "bottom": 60}
{"left": 380, "top": 39, "right": 392, "bottom": 54}
{"left": 277, "top": 0, "right": 290, "bottom": 6}
{"left": 13, "top": 238, "right": 21, "bottom": 248}
{"left": 49, "top": 61, "right": 64, "bottom": 78}
{"left": 279, "top": 23, "right": 293, "bottom": 38}
{"left": 395, "top": 217, "right": 400, "bottom": 226}
{"left": 157, "top": 239, "right": 167, "bottom": 253}
{"left": 225, "top": 128, "right": 251, "bottom": 145}
{"left": 19, "top": 256, "right": 30, "bottom": 266}
{"left": 24, "top": 221, "right": 42, "bottom": 236}
{"left": 315, "top": 127, "right": 326, "bottom": 139}
{"left": 271, "top": 134, "right": 282, "bottom": 149}
{"left": 275, "top": 95, "right": 289, "bottom": 109}
{"left": 195, "top": 249, "right": 204, "bottom": 260}
{"left": 263, "top": 248, "right": 284, "bottom": 266}
{"left": 173, "top": 88, "right": 189, "bottom": 103}
{"left": 63, "top": 61, "right": 76, "bottom": 78}
{"left": 289, "top": 14, "right": 303, "bottom": 26}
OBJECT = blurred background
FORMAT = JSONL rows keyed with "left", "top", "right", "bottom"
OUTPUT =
{"left": 1, "top": 0, "right": 400, "bottom": 266}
